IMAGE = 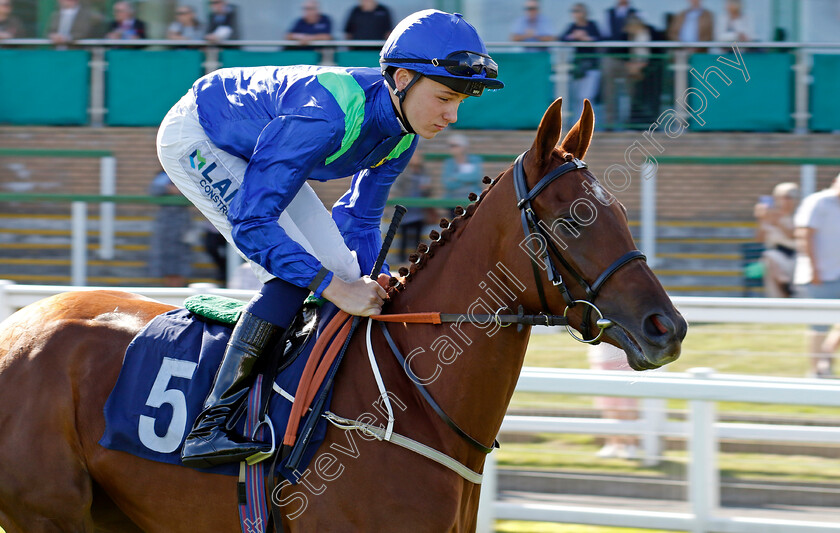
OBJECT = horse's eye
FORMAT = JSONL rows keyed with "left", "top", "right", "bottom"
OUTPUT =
{"left": 555, "top": 217, "right": 581, "bottom": 235}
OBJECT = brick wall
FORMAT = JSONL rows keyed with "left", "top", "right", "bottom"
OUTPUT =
{"left": 1, "top": 126, "right": 838, "bottom": 221}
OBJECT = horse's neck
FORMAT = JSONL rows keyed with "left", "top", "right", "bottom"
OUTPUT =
{"left": 386, "top": 183, "right": 530, "bottom": 448}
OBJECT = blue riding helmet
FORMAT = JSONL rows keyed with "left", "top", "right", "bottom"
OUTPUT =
{"left": 380, "top": 10, "right": 504, "bottom": 98}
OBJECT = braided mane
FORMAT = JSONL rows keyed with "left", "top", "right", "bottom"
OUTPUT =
{"left": 386, "top": 171, "right": 505, "bottom": 297}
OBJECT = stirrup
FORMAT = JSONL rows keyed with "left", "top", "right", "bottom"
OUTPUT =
{"left": 245, "top": 417, "right": 276, "bottom": 465}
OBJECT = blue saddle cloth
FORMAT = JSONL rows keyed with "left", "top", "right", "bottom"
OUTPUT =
{"left": 100, "top": 306, "right": 336, "bottom": 480}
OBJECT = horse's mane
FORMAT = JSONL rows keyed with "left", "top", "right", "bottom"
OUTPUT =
{"left": 386, "top": 171, "right": 505, "bottom": 297}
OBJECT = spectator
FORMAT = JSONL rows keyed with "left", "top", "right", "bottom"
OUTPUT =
{"left": 600, "top": 0, "right": 640, "bottom": 129}
{"left": 624, "top": 14, "right": 657, "bottom": 124}
{"left": 588, "top": 343, "right": 639, "bottom": 459}
{"left": 106, "top": 2, "right": 146, "bottom": 40}
{"left": 148, "top": 171, "right": 192, "bottom": 287}
{"left": 0, "top": 0, "right": 24, "bottom": 39}
{"left": 393, "top": 150, "right": 433, "bottom": 261}
{"left": 48, "top": 0, "right": 102, "bottom": 45}
{"left": 823, "top": 326, "right": 840, "bottom": 360}
{"left": 793, "top": 174, "right": 840, "bottom": 378}
{"left": 344, "top": 0, "right": 392, "bottom": 41}
{"left": 167, "top": 5, "right": 203, "bottom": 41}
{"left": 560, "top": 3, "right": 601, "bottom": 116}
{"left": 667, "top": 0, "right": 714, "bottom": 53}
{"left": 754, "top": 182, "right": 799, "bottom": 298}
{"left": 716, "top": 0, "right": 753, "bottom": 42}
{"left": 510, "top": 0, "right": 554, "bottom": 51}
{"left": 441, "top": 133, "right": 483, "bottom": 214}
{"left": 206, "top": 0, "right": 238, "bottom": 43}
{"left": 287, "top": 0, "right": 332, "bottom": 49}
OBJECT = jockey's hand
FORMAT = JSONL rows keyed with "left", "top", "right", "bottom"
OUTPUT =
{"left": 322, "top": 275, "right": 388, "bottom": 317}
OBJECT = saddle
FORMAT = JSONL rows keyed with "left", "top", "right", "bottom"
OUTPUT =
{"left": 100, "top": 294, "right": 342, "bottom": 481}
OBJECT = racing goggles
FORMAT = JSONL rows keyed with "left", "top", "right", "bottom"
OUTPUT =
{"left": 384, "top": 51, "right": 499, "bottom": 79}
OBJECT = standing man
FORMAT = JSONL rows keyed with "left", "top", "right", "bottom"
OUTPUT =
{"left": 48, "top": 0, "right": 101, "bottom": 45}
{"left": 510, "top": 0, "right": 555, "bottom": 51}
{"left": 286, "top": 0, "right": 332, "bottom": 48}
{"left": 600, "top": 0, "right": 639, "bottom": 129}
{"left": 205, "top": 0, "right": 237, "bottom": 42}
{"left": 344, "top": 0, "right": 392, "bottom": 41}
{"left": 794, "top": 175, "right": 840, "bottom": 378}
{"left": 105, "top": 1, "right": 146, "bottom": 40}
{"left": 668, "top": 0, "right": 714, "bottom": 53}
{"left": 157, "top": 9, "right": 503, "bottom": 468}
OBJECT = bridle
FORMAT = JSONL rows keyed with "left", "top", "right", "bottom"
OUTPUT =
{"left": 512, "top": 151, "right": 646, "bottom": 343}
{"left": 358, "top": 150, "right": 648, "bottom": 459}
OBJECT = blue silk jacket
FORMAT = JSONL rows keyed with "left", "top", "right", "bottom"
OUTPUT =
{"left": 193, "top": 65, "right": 417, "bottom": 296}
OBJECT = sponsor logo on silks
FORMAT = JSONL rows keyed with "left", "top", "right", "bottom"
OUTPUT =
{"left": 188, "top": 148, "right": 239, "bottom": 216}
{"left": 189, "top": 149, "right": 207, "bottom": 170}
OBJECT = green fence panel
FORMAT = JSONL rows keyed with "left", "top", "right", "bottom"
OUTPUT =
{"left": 334, "top": 50, "right": 381, "bottom": 68}
{"left": 220, "top": 49, "right": 321, "bottom": 68}
{"left": 105, "top": 49, "right": 203, "bottom": 127}
{"left": 455, "top": 52, "right": 553, "bottom": 130}
{"left": 688, "top": 52, "right": 793, "bottom": 132}
{"left": 810, "top": 54, "right": 840, "bottom": 132}
{"left": 0, "top": 49, "right": 89, "bottom": 125}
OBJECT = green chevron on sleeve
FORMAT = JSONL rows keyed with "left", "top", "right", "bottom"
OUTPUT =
{"left": 385, "top": 133, "right": 415, "bottom": 163}
{"left": 317, "top": 71, "right": 365, "bottom": 165}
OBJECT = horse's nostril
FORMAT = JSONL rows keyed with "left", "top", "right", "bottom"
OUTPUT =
{"left": 651, "top": 314, "right": 669, "bottom": 335}
{"left": 643, "top": 313, "right": 673, "bottom": 340}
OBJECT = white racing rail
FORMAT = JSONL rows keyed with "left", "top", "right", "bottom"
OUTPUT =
{"left": 1, "top": 283, "right": 840, "bottom": 532}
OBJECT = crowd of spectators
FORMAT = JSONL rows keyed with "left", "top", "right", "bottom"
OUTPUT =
{"left": 0, "top": 0, "right": 765, "bottom": 128}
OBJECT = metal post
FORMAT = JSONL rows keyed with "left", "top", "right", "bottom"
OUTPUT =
{"left": 99, "top": 156, "right": 117, "bottom": 260}
{"left": 640, "top": 161, "right": 657, "bottom": 269}
{"left": 801, "top": 164, "right": 817, "bottom": 198}
{"left": 792, "top": 48, "right": 811, "bottom": 134}
{"left": 553, "top": 47, "right": 572, "bottom": 102}
{"left": 0, "top": 279, "right": 15, "bottom": 322}
{"left": 71, "top": 202, "right": 88, "bottom": 287}
{"left": 688, "top": 368, "right": 718, "bottom": 533}
{"left": 640, "top": 396, "right": 665, "bottom": 467}
{"left": 89, "top": 47, "right": 106, "bottom": 127}
{"left": 475, "top": 451, "right": 496, "bottom": 533}
{"left": 204, "top": 46, "right": 221, "bottom": 74}
{"left": 672, "top": 50, "right": 690, "bottom": 121}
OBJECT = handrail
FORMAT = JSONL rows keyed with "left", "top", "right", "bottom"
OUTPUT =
{"left": 3, "top": 38, "right": 840, "bottom": 49}
{"left": 0, "top": 193, "right": 461, "bottom": 208}
{"left": 0, "top": 148, "right": 113, "bottom": 158}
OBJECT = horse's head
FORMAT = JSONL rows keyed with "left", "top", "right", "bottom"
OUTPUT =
{"left": 502, "top": 98, "right": 686, "bottom": 369}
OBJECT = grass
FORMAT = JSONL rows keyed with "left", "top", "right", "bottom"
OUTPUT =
{"left": 515, "top": 323, "right": 840, "bottom": 417}
{"left": 496, "top": 433, "right": 840, "bottom": 484}
{"left": 495, "top": 522, "right": 674, "bottom": 532}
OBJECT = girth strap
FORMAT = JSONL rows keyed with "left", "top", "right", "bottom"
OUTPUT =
{"left": 377, "top": 321, "right": 498, "bottom": 454}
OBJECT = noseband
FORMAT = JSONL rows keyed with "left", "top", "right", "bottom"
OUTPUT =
{"left": 513, "top": 152, "right": 646, "bottom": 343}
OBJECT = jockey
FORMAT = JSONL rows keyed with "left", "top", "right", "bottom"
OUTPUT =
{"left": 156, "top": 9, "right": 503, "bottom": 469}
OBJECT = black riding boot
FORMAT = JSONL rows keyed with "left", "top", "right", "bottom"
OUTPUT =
{"left": 181, "top": 311, "right": 280, "bottom": 468}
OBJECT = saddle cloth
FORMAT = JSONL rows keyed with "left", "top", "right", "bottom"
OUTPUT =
{"left": 100, "top": 303, "right": 337, "bottom": 480}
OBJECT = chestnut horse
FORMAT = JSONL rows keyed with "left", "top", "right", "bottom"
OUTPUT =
{"left": 0, "top": 98, "right": 686, "bottom": 532}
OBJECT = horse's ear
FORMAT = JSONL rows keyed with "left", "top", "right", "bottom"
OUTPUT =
{"left": 560, "top": 99, "right": 594, "bottom": 160}
{"left": 531, "top": 97, "right": 563, "bottom": 163}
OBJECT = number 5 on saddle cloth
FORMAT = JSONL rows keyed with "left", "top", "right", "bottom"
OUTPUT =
{"left": 100, "top": 294, "right": 342, "bottom": 482}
